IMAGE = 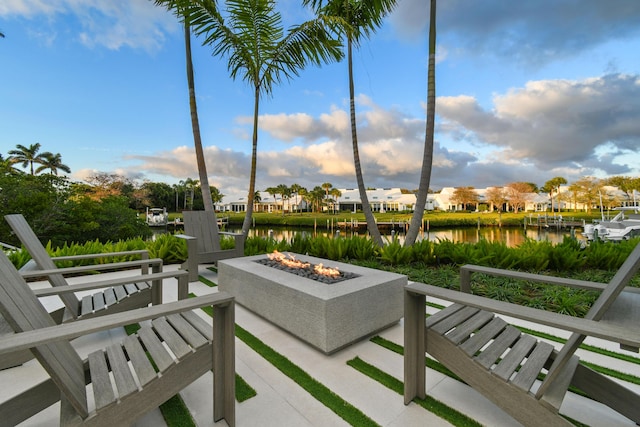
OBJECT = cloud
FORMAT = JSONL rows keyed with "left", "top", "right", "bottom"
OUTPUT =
{"left": 0, "top": 0, "right": 177, "bottom": 52}
{"left": 437, "top": 73, "right": 640, "bottom": 174}
{"left": 389, "top": 0, "right": 640, "bottom": 66}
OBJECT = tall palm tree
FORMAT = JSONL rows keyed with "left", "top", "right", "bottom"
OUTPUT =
{"left": 305, "top": 0, "right": 397, "bottom": 247}
{"left": 155, "top": 1, "right": 222, "bottom": 249}
{"left": 178, "top": 0, "right": 343, "bottom": 239}
{"left": 290, "top": 183, "right": 303, "bottom": 213}
{"left": 405, "top": 0, "right": 436, "bottom": 246}
{"left": 35, "top": 152, "right": 71, "bottom": 175}
{"left": 0, "top": 154, "right": 21, "bottom": 175}
{"left": 8, "top": 143, "right": 46, "bottom": 175}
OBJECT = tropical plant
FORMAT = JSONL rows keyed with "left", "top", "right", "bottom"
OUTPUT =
{"left": 174, "top": 0, "right": 343, "bottom": 239}
{"left": 7, "top": 143, "right": 47, "bottom": 175}
{"left": 406, "top": 0, "right": 436, "bottom": 246}
{"left": 306, "top": 0, "right": 397, "bottom": 248}
{"left": 543, "top": 176, "right": 567, "bottom": 213}
{"left": 35, "top": 152, "right": 71, "bottom": 176}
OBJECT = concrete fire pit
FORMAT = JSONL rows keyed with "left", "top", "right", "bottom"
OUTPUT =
{"left": 218, "top": 254, "right": 407, "bottom": 354}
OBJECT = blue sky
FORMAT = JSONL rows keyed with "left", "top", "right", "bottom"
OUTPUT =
{"left": 1, "top": 0, "right": 639, "bottom": 200}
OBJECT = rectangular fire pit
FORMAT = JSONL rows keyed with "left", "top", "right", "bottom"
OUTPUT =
{"left": 218, "top": 254, "right": 407, "bottom": 354}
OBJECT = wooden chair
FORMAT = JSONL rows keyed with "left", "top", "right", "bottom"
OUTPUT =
{"left": 0, "top": 250, "right": 235, "bottom": 426}
{"left": 177, "top": 210, "right": 245, "bottom": 282}
{"left": 1, "top": 213, "right": 188, "bottom": 370}
{"left": 404, "top": 242, "right": 640, "bottom": 426}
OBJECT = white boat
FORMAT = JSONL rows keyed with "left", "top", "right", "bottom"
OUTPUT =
{"left": 583, "top": 206, "right": 640, "bottom": 242}
{"left": 146, "top": 207, "right": 168, "bottom": 227}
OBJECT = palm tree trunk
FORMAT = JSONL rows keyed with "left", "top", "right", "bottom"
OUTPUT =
{"left": 185, "top": 19, "right": 220, "bottom": 249}
{"left": 348, "top": 38, "right": 384, "bottom": 247}
{"left": 405, "top": 0, "right": 436, "bottom": 246}
{"left": 242, "top": 87, "right": 261, "bottom": 238}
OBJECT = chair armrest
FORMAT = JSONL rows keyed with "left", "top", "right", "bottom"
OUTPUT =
{"left": 406, "top": 282, "right": 640, "bottom": 348}
{"left": 19, "top": 258, "right": 164, "bottom": 279}
{"left": 51, "top": 250, "right": 149, "bottom": 262}
{"left": 0, "top": 291, "right": 234, "bottom": 355}
{"left": 31, "top": 270, "right": 189, "bottom": 297}
{"left": 459, "top": 264, "right": 640, "bottom": 294}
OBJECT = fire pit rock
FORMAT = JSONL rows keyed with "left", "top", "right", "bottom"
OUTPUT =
{"left": 218, "top": 254, "right": 407, "bottom": 354}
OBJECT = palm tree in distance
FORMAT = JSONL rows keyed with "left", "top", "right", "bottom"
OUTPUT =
{"left": 404, "top": 0, "right": 436, "bottom": 246}
{"left": 35, "top": 152, "right": 71, "bottom": 175}
{"left": 305, "top": 0, "right": 397, "bottom": 247}
{"left": 8, "top": 143, "right": 47, "bottom": 175}
{"left": 176, "top": 0, "right": 343, "bottom": 239}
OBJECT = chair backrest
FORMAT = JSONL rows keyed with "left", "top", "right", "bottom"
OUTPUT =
{"left": 183, "top": 210, "right": 221, "bottom": 253}
{"left": 5, "top": 214, "right": 80, "bottom": 317}
{"left": 0, "top": 250, "right": 88, "bottom": 417}
{"left": 538, "top": 241, "right": 640, "bottom": 398}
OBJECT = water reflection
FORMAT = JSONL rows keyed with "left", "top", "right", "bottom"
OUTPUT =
{"left": 221, "top": 225, "right": 583, "bottom": 247}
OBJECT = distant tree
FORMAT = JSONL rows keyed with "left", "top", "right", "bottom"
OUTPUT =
{"left": 484, "top": 186, "right": 507, "bottom": 212}
{"left": 573, "top": 176, "right": 602, "bottom": 213}
{"left": 8, "top": 143, "right": 47, "bottom": 175}
{"left": 0, "top": 154, "right": 21, "bottom": 175}
{"left": 290, "top": 183, "right": 304, "bottom": 213}
{"left": 606, "top": 176, "right": 635, "bottom": 204}
{"left": 84, "top": 173, "right": 133, "bottom": 200}
{"left": 210, "top": 186, "right": 224, "bottom": 204}
{"left": 329, "top": 187, "right": 342, "bottom": 213}
{"left": 142, "top": 181, "right": 175, "bottom": 210}
{"left": 506, "top": 182, "right": 534, "bottom": 212}
{"left": 276, "top": 184, "right": 291, "bottom": 215}
{"left": 542, "top": 176, "right": 567, "bottom": 213}
{"left": 35, "top": 152, "right": 71, "bottom": 176}
{"left": 450, "top": 186, "right": 479, "bottom": 211}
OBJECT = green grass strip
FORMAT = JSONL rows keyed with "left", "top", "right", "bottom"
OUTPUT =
{"left": 347, "top": 357, "right": 482, "bottom": 427}
{"left": 199, "top": 275, "right": 218, "bottom": 287}
{"left": 198, "top": 302, "right": 379, "bottom": 426}
{"left": 235, "top": 373, "right": 257, "bottom": 402}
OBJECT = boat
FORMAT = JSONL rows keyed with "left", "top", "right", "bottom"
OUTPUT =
{"left": 583, "top": 206, "right": 640, "bottom": 242}
{"left": 145, "top": 207, "right": 168, "bottom": 227}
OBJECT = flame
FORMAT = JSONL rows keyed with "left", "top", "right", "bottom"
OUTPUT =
{"left": 267, "top": 250, "right": 310, "bottom": 269}
{"left": 267, "top": 250, "right": 341, "bottom": 278}
{"left": 313, "top": 263, "right": 340, "bottom": 277}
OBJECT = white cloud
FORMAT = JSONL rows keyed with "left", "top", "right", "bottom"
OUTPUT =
{"left": 1, "top": 0, "right": 177, "bottom": 52}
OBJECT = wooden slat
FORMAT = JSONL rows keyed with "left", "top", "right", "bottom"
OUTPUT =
{"left": 124, "top": 283, "right": 138, "bottom": 296}
{"left": 106, "top": 344, "right": 137, "bottom": 398}
{"left": 492, "top": 334, "right": 537, "bottom": 381}
{"left": 114, "top": 285, "right": 128, "bottom": 301}
{"left": 88, "top": 350, "right": 115, "bottom": 410}
{"left": 152, "top": 317, "right": 192, "bottom": 359}
{"left": 511, "top": 341, "right": 555, "bottom": 392}
{"left": 122, "top": 335, "right": 157, "bottom": 387}
{"left": 81, "top": 295, "right": 93, "bottom": 316}
{"left": 460, "top": 316, "right": 507, "bottom": 356}
{"left": 475, "top": 325, "right": 521, "bottom": 369}
{"left": 93, "top": 293, "right": 106, "bottom": 312}
{"left": 166, "top": 313, "right": 209, "bottom": 349}
{"left": 446, "top": 310, "right": 494, "bottom": 345}
{"left": 425, "top": 303, "right": 465, "bottom": 328}
{"left": 137, "top": 326, "right": 174, "bottom": 373}
{"left": 181, "top": 311, "right": 213, "bottom": 341}
{"left": 431, "top": 306, "right": 479, "bottom": 335}
{"left": 104, "top": 288, "right": 117, "bottom": 307}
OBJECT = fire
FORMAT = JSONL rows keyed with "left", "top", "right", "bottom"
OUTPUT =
{"left": 267, "top": 250, "right": 310, "bottom": 269}
{"left": 267, "top": 250, "right": 341, "bottom": 278}
{"left": 313, "top": 263, "right": 340, "bottom": 278}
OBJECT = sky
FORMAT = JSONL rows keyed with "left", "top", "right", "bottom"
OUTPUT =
{"left": 1, "top": 0, "right": 639, "bottom": 201}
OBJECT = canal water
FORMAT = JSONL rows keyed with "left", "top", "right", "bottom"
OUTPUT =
{"left": 218, "top": 225, "right": 584, "bottom": 247}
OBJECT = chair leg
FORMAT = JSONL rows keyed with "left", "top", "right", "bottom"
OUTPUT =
{"left": 404, "top": 290, "right": 426, "bottom": 404}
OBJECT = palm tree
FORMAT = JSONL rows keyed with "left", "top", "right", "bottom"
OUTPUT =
{"left": 543, "top": 176, "right": 568, "bottom": 213}
{"left": 405, "top": 0, "right": 436, "bottom": 246}
{"left": 178, "top": 0, "right": 343, "bottom": 239}
{"left": 305, "top": 0, "right": 396, "bottom": 247}
{"left": 8, "top": 143, "right": 46, "bottom": 175}
{"left": 329, "top": 187, "right": 342, "bottom": 213}
{"left": 155, "top": 1, "right": 222, "bottom": 249}
{"left": 0, "top": 154, "right": 21, "bottom": 175}
{"left": 35, "top": 152, "right": 71, "bottom": 176}
{"left": 290, "top": 183, "right": 303, "bottom": 213}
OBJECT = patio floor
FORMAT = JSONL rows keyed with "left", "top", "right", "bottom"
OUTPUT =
{"left": 2, "top": 264, "right": 639, "bottom": 426}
